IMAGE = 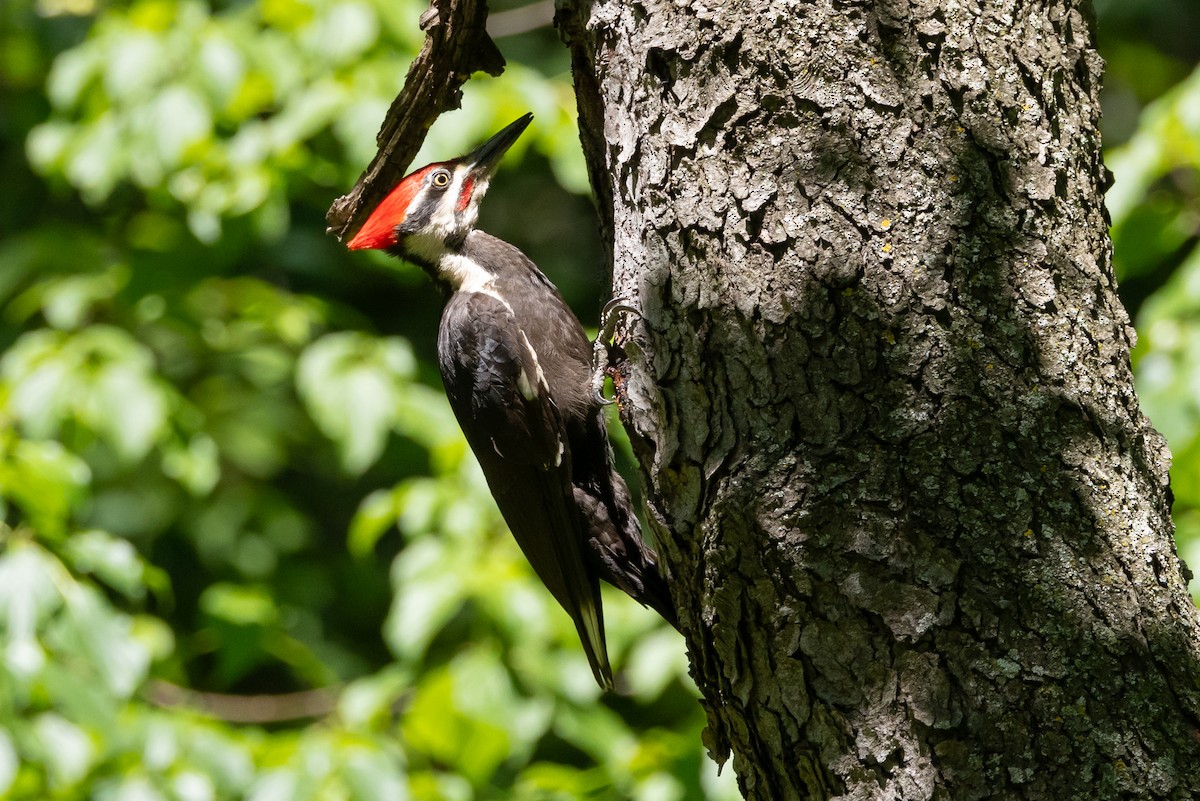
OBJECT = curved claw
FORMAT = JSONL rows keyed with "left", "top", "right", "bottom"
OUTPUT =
{"left": 591, "top": 298, "right": 640, "bottom": 407}
{"left": 601, "top": 297, "right": 641, "bottom": 320}
{"left": 599, "top": 299, "right": 642, "bottom": 338}
{"left": 591, "top": 338, "right": 616, "bottom": 406}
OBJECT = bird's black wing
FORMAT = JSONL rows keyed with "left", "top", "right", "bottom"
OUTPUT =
{"left": 437, "top": 290, "right": 612, "bottom": 688}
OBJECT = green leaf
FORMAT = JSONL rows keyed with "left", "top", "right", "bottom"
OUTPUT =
{"left": 170, "top": 771, "right": 218, "bottom": 801}
{"left": 1, "top": 440, "right": 91, "bottom": 539}
{"left": 411, "top": 773, "right": 472, "bottom": 801}
{"left": 247, "top": 769, "right": 301, "bottom": 801}
{"left": 343, "top": 747, "right": 409, "bottom": 801}
{"left": 130, "top": 615, "right": 177, "bottom": 663}
{"left": 304, "top": 2, "right": 379, "bottom": 66}
{"left": 102, "top": 30, "right": 167, "bottom": 100}
{"left": 51, "top": 582, "right": 152, "bottom": 697}
{"left": 516, "top": 762, "right": 614, "bottom": 800}
{"left": 394, "top": 478, "right": 441, "bottom": 538}
{"left": 66, "top": 112, "right": 126, "bottom": 204}
{"left": 394, "top": 384, "right": 462, "bottom": 453}
{"left": 161, "top": 433, "right": 221, "bottom": 496}
{"left": 88, "top": 355, "right": 170, "bottom": 462}
{"left": 187, "top": 729, "right": 256, "bottom": 794}
{"left": 402, "top": 664, "right": 510, "bottom": 786}
{"left": 624, "top": 627, "right": 690, "bottom": 702}
{"left": 1108, "top": 63, "right": 1200, "bottom": 227}
{"left": 450, "top": 647, "right": 552, "bottom": 764}
{"left": 63, "top": 529, "right": 152, "bottom": 601}
{"left": 25, "top": 120, "right": 74, "bottom": 174}
{"left": 95, "top": 774, "right": 168, "bottom": 801}
{"left": 45, "top": 43, "right": 101, "bottom": 109}
{"left": 39, "top": 265, "right": 129, "bottom": 330}
{"left": 1, "top": 329, "right": 74, "bottom": 439}
{"left": 1, "top": 326, "right": 170, "bottom": 463}
{"left": 296, "top": 332, "right": 415, "bottom": 474}
{"left": 384, "top": 538, "right": 466, "bottom": 664}
{"left": 338, "top": 666, "right": 411, "bottom": 731}
{"left": 553, "top": 703, "right": 637, "bottom": 767}
{"left": 199, "top": 34, "right": 246, "bottom": 103}
{"left": 200, "top": 583, "right": 279, "bottom": 627}
{"left": 348, "top": 487, "right": 400, "bottom": 557}
{"left": 0, "top": 728, "right": 16, "bottom": 798}
{"left": 31, "top": 713, "right": 95, "bottom": 789}
{"left": 153, "top": 85, "right": 213, "bottom": 168}
{"left": 0, "top": 544, "right": 62, "bottom": 677}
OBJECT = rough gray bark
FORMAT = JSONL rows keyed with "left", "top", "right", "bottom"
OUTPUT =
{"left": 559, "top": 0, "right": 1200, "bottom": 798}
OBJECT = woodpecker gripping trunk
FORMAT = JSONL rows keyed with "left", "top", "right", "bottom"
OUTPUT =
{"left": 346, "top": 115, "right": 676, "bottom": 689}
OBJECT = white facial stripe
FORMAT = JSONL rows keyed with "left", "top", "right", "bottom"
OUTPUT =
{"left": 405, "top": 167, "right": 491, "bottom": 275}
{"left": 425, "top": 168, "right": 466, "bottom": 235}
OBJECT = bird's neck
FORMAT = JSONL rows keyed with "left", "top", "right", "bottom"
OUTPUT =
{"left": 438, "top": 250, "right": 499, "bottom": 294}
{"left": 402, "top": 229, "right": 498, "bottom": 296}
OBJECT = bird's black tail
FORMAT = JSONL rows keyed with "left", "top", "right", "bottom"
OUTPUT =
{"left": 576, "top": 475, "right": 679, "bottom": 631}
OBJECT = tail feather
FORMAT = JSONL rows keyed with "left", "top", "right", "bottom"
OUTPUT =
{"left": 573, "top": 597, "right": 614, "bottom": 689}
{"left": 575, "top": 480, "right": 678, "bottom": 631}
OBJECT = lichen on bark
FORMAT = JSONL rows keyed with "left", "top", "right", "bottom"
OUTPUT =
{"left": 559, "top": 0, "right": 1200, "bottom": 797}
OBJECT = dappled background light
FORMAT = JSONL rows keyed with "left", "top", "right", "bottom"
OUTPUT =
{"left": 0, "top": 0, "right": 1198, "bottom": 797}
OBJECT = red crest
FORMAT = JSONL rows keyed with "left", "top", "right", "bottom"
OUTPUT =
{"left": 346, "top": 164, "right": 437, "bottom": 250}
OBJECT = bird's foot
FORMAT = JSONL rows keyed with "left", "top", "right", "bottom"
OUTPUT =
{"left": 591, "top": 298, "right": 641, "bottom": 406}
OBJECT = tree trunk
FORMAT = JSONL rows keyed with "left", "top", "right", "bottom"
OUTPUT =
{"left": 559, "top": 0, "right": 1200, "bottom": 797}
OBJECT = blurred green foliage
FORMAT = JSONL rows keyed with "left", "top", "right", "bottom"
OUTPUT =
{"left": 0, "top": 0, "right": 1198, "bottom": 797}
{"left": 1101, "top": 1, "right": 1200, "bottom": 592}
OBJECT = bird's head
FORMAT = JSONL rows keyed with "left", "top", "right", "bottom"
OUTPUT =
{"left": 346, "top": 113, "right": 533, "bottom": 265}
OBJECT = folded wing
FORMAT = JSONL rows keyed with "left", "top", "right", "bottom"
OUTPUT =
{"left": 437, "top": 290, "right": 613, "bottom": 689}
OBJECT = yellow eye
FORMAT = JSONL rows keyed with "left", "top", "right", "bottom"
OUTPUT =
{"left": 431, "top": 170, "right": 451, "bottom": 188}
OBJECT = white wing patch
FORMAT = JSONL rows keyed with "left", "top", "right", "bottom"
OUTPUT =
{"left": 519, "top": 330, "right": 550, "bottom": 394}
{"left": 517, "top": 369, "right": 537, "bottom": 401}
{"left": 518, "top": 329, "right": 563, "bottom": 467}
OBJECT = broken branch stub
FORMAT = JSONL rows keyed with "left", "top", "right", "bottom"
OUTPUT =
{"left": 326, "top": 0, "right": 504, "bottom": 241}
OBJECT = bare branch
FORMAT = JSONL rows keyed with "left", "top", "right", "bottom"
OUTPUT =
{"left": 146, "top": 680, "right": 340, "bottom": 724}
{"left": 325, "top": 0, "right": 505, "bottom": 242}
{"left": 487, "top": 0, "right": 554, "bottom": 38}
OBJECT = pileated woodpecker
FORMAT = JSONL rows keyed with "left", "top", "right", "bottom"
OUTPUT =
{"left": 346, "top": 114, "right": 675, "bottom": 689}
